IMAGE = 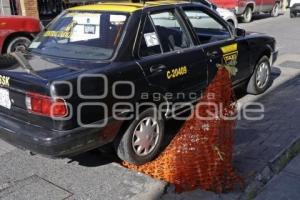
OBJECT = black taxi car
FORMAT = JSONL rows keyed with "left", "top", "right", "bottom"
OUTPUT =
{"left": 0, "top": 1, "right": 277, "bottom": 164}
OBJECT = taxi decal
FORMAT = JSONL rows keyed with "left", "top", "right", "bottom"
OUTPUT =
{"left": 0, "top": 75, "right": 10, "bottom": 87}
{"left": 221, "top": 43, "right": 237, "bottom": 54}
{"left": 220, "top": 43, "right": 238, "bottom": 76}
{"left": 44, "top": 31, "right": 71, "bottom": 38}
{"left": 167, "top": 66, "right": 188, "bottom": 79}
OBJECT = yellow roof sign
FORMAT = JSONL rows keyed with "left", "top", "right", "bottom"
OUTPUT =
{"left": 68, "top": 1, "right": 188, "bottom": 13}
{"left": 69, "top": 3, "right": 144, "bottom": 13}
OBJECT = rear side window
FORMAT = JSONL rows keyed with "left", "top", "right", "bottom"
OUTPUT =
{"left": 150, "top": 11, "right": 191, "bottom": 52}
{"left": 183, "top": 9, "right": 231, "bottom": 44}
{"left": 139, "top": 16, "right": 163, "bottom": 57}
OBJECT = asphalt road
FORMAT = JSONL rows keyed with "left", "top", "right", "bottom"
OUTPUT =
{"left": 0, "top": 11, "right": 300, "bottom": 200}
{"left": 238, "top": 12, "right": 300, "bottom": 56}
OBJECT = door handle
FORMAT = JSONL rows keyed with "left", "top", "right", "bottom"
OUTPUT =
{"left": 150, "top": 64, "right": 167, "bottom": 73}
{"left": 206, "top": 51, "right": 219, "bottom": 58}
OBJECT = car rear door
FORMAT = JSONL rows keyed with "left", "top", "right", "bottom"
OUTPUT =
{"left": 136, "top": 8, "right": 209, "bottom": 103}
{"left": 181, "top": 5, "right": 250, "bottom": 85}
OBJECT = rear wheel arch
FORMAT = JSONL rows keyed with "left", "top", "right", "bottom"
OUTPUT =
{"left": 113, "top": 94, "right": 168, "bottom": 164}
{"left": 115, "top": 92, "right": 170, "bottom": 137}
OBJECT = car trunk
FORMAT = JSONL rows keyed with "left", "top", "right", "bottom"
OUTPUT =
{"left": 0, "top": 53, "right": 91, "bottom": 131}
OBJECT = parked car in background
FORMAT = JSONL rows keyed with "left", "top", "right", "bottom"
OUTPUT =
{"left": 0, "top": 16, "right": 42, "bottom": 54}
{"left": 210, "top": 0, "right": 282, "bottom": 22}
{"left": 289, "top": 0, "right": 300, "bottom": 17}
{"left": 193, "top": 0, "right": 238, "bottom": 27}
{"left": 216, "top": 7, "right": 238, "bottom": 28}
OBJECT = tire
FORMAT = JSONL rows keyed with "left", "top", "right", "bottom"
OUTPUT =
{"left": 0, "top": 55, "right": 17, "bottom": 68}
{"left": 241, "top": 6, "right": 253, "bottom": 23}
{"left": 247, "top": 56, "right": 271, "bottom": 94}
{"left": 271, "top": 3, "right": 280, "bottom": 17}
{"left": 115, "top": 108, "right": 165, "bottom": 165}
{"left": 4, "top": 36, "right": 32, "bottom": 54}
{"left": 290, "top": 11, "right": 296, "bottom": 18}
{"left": 227, "top": 20, "right": 235, "bottom": 29}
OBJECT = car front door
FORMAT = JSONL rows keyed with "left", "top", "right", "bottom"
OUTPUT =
{"left": 181, "top": 5, "right": 250, "bottom": 85}
{"left": 136, "top": 8, "right": 209, "bottom": 103}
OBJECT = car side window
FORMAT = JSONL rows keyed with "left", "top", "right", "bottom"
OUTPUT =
{"left": 183, "top": 9, "right": 231, "bottom": 44}
{"left": 150, "top": 10, "right": 191, "bottom": 52}
{"left": 139, "top": 16, "right": 163, "bottom": 58}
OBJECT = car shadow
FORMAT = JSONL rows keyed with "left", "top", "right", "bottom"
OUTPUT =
{"left": 239, "top": 13, "right": 284, "bottom": 23}
{"left": 68, "top": 147, "right": 121, "bottom": 167}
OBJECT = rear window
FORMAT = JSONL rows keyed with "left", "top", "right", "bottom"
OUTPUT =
{"left": 29, "top": 11, "right": 129, "bottom": 60}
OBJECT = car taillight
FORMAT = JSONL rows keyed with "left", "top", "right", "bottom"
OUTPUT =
{"left": 25, "top": 92, "right": 68, "bottom": 117}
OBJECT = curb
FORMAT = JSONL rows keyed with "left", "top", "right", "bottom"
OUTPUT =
{"left": 240, "top": 136, "right": 300, "bottom": 200}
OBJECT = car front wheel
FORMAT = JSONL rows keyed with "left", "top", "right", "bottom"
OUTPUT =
{"left": 241, "top": 6, "right": 253, "bottom": 23}
{"left": 271, "top": 2, "right": 280, "bottom": 17}
{"left": 115, "top": 108, "right": 165, "bottom": 165}
{"left": 247, "top": 56, "right": 271, "bottom": 94}
{"left": 5, "top": 36, "right": 32, "bottom": 54}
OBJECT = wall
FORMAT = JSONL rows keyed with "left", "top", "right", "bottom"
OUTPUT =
{"left": 0, "top": 0, "right": 11, "bottom": 16}
{"left": 19, "top": 0, "right": 39, "bottom": 18}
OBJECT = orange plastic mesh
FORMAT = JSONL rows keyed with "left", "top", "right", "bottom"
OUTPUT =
{"left": 124, "top": 67, "right": 242, "bottom": 193}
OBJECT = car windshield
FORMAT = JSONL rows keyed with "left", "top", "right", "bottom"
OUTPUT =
{"left": 29, "top": 11, "right": 129, "bottom": 60}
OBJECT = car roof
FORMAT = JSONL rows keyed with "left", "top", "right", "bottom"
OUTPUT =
{"left": 68, "top": 1, "right": 192, "bottom": 13}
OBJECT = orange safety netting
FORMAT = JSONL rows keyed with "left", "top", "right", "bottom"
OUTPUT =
{"left": 124, "top": 66, "right": 242, "bottom": 193}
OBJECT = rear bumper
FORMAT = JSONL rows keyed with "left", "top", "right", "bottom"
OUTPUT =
{"left": 0, "top": 113, "right": 122, "bottom": 157}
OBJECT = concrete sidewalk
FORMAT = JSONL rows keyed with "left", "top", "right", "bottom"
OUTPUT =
{"left": 255, "top": 155, "right": 300, "bottom": 200}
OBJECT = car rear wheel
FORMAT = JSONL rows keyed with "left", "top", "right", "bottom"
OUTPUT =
{"left": 5, "top": 36, "right": 32, "bottom": 54}
{"left": 247, "top": 56, "right": 271, "bottom": 94}
{"left": 271, "top": 3, "right": 280, "bottom": 17}
{"left": 115, "top": 108, "right": 165, "bottom": 165}
{"left": 241, "top": 6, "right": 253, "bottom": 23}
{"left": 227, "top": 20, "right": 235, "bottom": 29}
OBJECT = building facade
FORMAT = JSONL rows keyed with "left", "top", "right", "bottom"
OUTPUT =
{"left": 0, "top": 0, "right": 99, "bottom": 19}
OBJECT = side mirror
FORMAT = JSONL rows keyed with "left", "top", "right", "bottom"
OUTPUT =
{"left": 235, "top": 28, "right": 246, "bottom": 37}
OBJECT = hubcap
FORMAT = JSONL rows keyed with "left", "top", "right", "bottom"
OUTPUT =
{"left": 273, "top": 4, "right": 279, "bottom": 16}
{"left": 256, "top": 62, "right": 270, "bottom": 89}
{"left": 8, "top": 38, "right": 31, "bottom": 53}
{"left": 132, "top": 117, "right": 160, "bottom": 156}
{"left": 245, "top": 8, "right": 252, "bottom": 21}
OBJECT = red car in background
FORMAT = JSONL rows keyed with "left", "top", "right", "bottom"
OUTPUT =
{"left": 0, "top": 16, "right": 42, "bottom": 54}
{"left": 210, "top": 0, "right": 282, "bottom": 22}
